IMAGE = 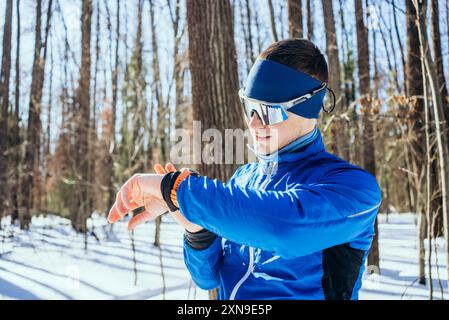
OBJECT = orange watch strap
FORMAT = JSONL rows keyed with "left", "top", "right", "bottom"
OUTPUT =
{"left": 170, "top": 169, "right": 191, "bottom": 208}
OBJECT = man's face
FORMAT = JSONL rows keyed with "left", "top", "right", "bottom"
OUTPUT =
{"left": 246, "top": 110, "right": 317, "bottom": 155}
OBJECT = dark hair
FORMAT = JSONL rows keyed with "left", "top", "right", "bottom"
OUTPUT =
{"left": 259, "top": 38, "right": 328, "bottom": 83}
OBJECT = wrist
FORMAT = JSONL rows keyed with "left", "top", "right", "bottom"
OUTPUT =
{"left": 161, "top": 171, "right": 181, "bottom": 211}
{"left": 184, "top": 228, "right": 217, "bottom": 250}
{"left": 170, "top": 169, "right": 192, "bottom": 208}
{"left": 185, "top": 223, "right": 204, "bottom": 233}
{"left": 160, "top": 168, "right": 198, "bottom": 212}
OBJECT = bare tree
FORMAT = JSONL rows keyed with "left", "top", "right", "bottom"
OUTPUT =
{"left": 0, "top": 0, "right": 13, "bottom": 223}
{"left": 391, "top": 0, "right": 407, "bottom": 93}
{"left": 252, "top": 0, "right": 263, "bottom": 54}
{"left": 413, "top": 0, "right": 449, "bottom": 292}
{"left": 288, "top": 0, "right": 303, "bottom": 38}
{"left": 428, "top": 0, "right": 444, "bottom": 240}
{"left": 267, "top": 0, "right": 279, "bottom": 41}
{"left": 167, "top": 0, "right": 188, "bottom": 130}
{"left": 20, "top": 0, "right": 53, "bottom": 230}
{"left": 105, "top": 0, "right": 120, "bottom": 218}
{"left": 405, "top": 0, "right": 427, "bottom": 284}
{"left": 322, "top": 0, "right": 349, "bottom": 161}
{"left": 337, "top": 0, "right": 358, "bottom": 165}
{"left": 377, "top": 8, "right": 400, "bottom": 92}
{"left": 421, "top": 25, "right": 433, "bottom": 297}
{"left": 11, "top": 0, "right": 21, "bottom": 225}
{"left": 355, "top": 0, "right": 379, "bottom": 269}
{"left": 89, "top": 0, "right": 101, "bottom": 216}
{"left": 430, "top": 0, "right": 449, "bottom": 125}
{"left": 186, "top": 0, "right": 245, "bottom": 298}
{"left": 42, "top": 36, "right": 54, "bottom": 213}
{"left": 306, "top": 0, "right": 313, "bottom": 40}
{"left": 72, "top": 0, "right": 92, "bottom": 233}
{"left": 148, "top": 0, "right": 165, "bottom": 247}
{"left": 244, "top": 0, "right": 255, "bottom": 64}
{"left": 238, "top": 0, "right": 254, "bottom": 74}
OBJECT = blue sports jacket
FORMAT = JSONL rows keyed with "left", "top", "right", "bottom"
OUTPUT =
{"left": 177, "top": 129, "right": 381, "bottom": 300}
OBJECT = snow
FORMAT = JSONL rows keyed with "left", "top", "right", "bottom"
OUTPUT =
{"left": 0, "top": 213, "right": 208, "bottom": 300}
{"left": 359, "top": 214, "right": 447, "bottom": 300}
{"left": 0, "top": 212, "right": 447, "bottom": 300}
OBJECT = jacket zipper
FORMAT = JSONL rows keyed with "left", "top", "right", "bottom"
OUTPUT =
{"left": 229, "top": 246, "right": 254, "bottom": 300}
{"left": 229, "top": 161, "right": 276, "bottom": 300}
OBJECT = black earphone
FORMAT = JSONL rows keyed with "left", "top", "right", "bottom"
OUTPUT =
{"left": 322, "top": 87, "right": 336, "bottom": 113}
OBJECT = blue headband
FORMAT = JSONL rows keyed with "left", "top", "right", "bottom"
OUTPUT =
{"left": 243, "top": 58, "right": 327, "bottom": 119}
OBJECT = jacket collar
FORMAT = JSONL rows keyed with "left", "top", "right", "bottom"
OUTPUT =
{"left": 248, "top": 127, "right": 325, "bottom": 165}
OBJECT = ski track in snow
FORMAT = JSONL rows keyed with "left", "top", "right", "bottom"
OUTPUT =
{"left": 0, "top": 213, "right": 447, "bottom": 300}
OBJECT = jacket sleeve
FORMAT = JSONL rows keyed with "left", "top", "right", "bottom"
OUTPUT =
{"left": 181, "top": 166, "right": 247, "bottom": 290}
{"left": 177, "top": 167, "right": 382, "bottom": 259}
{"left": 183, "top": 235, "right": 223, "bottom": 290}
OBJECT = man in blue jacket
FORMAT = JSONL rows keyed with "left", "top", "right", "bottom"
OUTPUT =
{"left": 108, "top": 39, "right": 382, "bottom": 300}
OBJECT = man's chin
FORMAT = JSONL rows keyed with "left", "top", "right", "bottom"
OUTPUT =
{"left": 255, "top": 142, "right": 278, "bottom": 156}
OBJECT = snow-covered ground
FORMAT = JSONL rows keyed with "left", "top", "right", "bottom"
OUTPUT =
{"left": 0, "top": 213, "right": 209, "bottom": 300}
{"left": 0, "top": 213, "right": 447, "bottom": 300}
{"left": 360, "top": 214, "right": 447, "bottom": 300}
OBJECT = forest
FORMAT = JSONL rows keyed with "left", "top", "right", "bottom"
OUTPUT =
{"left": 0, "top": 0, "right": 449, "bottom": 300}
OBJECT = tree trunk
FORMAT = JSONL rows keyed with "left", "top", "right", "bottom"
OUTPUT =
{"left": 73, "top": 0, "right": 92, "bottom": 233}
{"left": 238, "top": 0, "right": 254, "bottom": 74}
{"left": 355, "top": 0, "right": 379, "bottom": 270}
{"left": 20, "top": 0, "right": 52, "bottom": 230}
{"left": 0, "top": 0, "right": 13, "bottom": 222}
{"left": 239, "top": 1, "right": 249, "bottom": 74}
{"left": 413, "top": 0, "right": 449, "bottom": 293}
{"left": 418, "top": 211, "right": 427, "bottom": 284}
{"left": 186, "top": 0, "right": 245, "bottom": 299}
{"left": 406, "top": 0, "right": 427, "bottom": 282}
{"left": 322, "top": 0, "right": 349, "bottom": 161}
{"left": 422, "top": 39, "right": 432, "bottom": 291}
{"left": 105, "top": 0, "right": 120, "bottom": 218}
{"left": 253, "top": 0, "right": 263, "bottom": 54}
{"left": 430, "top": 0, "right": 449, "bottom": 127}
{"left": 306, "top": 0, "right": 313, "bottom": 40}
{"left": 43, "top": 37, "right": 54, "bottom": 213}
{"left": 337, "top": 0, "right": 357, "bottom": 164}
{"left": 244, "top": 0, "right": 254, "bottom": 65}
{"left": 130, "top": 0, "right": 145, "bottom": 172}
{"left": 391, "top": 0, "right": 407, "bottom": 94}
{"left": 287, "top": 0, "right": 302, "bottom": 38}
{"left": 168, "top": 0, "right": 188, "bottom": 131}
{"left": 11, "top": 0, "right": 21, "bottom": 225}
{"left": 34, "top": 0, "right": 52, "bottom": 214}
{"left": 149, "top": 0, "right": 165, "bottom": 247}
{"left": 88, "top": 0, "right": 101, "bottom": 218}
{"left": 429, "top": 0, "right": 446, "bottom": 238}
{"left": 267, "top": 0, "right": 279, "bottom": 41}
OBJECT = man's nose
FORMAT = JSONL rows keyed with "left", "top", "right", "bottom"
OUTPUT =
{"left": 248, "top": 112, "right": 265, "bottom": 129}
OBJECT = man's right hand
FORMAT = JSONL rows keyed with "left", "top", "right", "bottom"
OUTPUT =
{"left": 154, "top": 163, "right": 204, "bottom": 233}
